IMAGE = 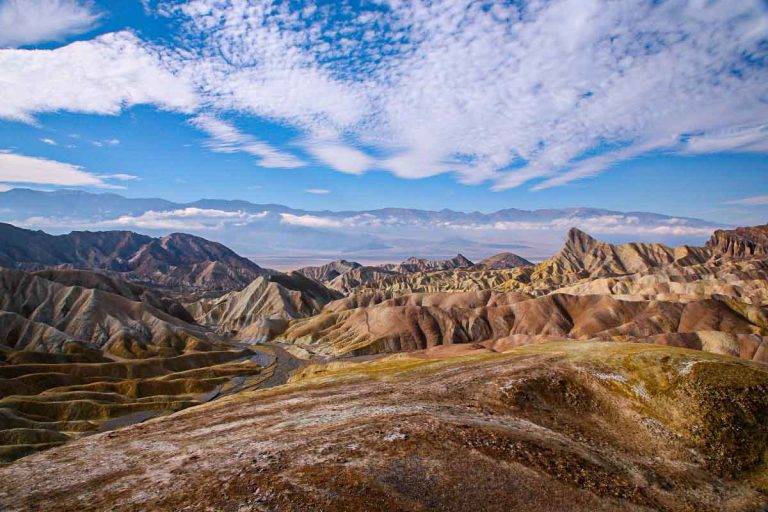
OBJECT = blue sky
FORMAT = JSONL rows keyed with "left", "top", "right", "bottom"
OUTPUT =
{"left": 1, "top": 0, "right": 768, "bottom": 225}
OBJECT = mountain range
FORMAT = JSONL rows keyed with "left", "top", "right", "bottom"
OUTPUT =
{"left": 0, "top": 188, "right": 724, "bottom": 267}
{"left": 0, "top": 222, "right": 272, "bottom": 291}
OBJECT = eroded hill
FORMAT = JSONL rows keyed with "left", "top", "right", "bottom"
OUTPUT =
{"left": 190, "top": 272, "right": 342, "bottom": 340}
{"left": 1, "top": 342, "right": 766, "bottom": 511}
{"left": 0, "top": 268, "right": 271, "bottom": 463}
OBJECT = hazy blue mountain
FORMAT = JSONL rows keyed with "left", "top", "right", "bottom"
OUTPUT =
{"left": 0, "top": 188, "right": 725, "bottom": 269}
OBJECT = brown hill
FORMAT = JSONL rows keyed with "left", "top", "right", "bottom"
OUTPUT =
{"left": 295, "top": 259, "right": 361, "bottom": 282}
{"left": 476, "top": 251, "right": 532, "bottom": 269}
{"left": 31, "top": 268, "right": 195, "bottom": 322}
{"left": 281, "top": 290, "right": 767, "bottom": 358}
{"left": 326, "top": 265, "right": 400, "bottom": 294}
{"left": 191, "top": 272, "right": 341, "bottom": 340}
{"left": 0, "top": 269, "right": 222, "bottom": 358}
{"left": 551, "top": 258, "right": 768, "bottom": 304}
{"left": 382, "top": 253, "right": 474, "bottom": 273}
{"left": 530, "top": 228, "right": 710, "bottom": 285}
{"left": 0, "top": 223, "right": 271, "bottom": 291}
{"left": 2, "top": 342, "right": 766, "bottom": 511}
{"left": 0, "top": 268, "right": 270, "bottom": 463}
{"left": 344, "top": 227, "right": 768, "bottom": 298}
{"left": 348, "top": 266, "right": 532, "bottom": 296}
{"left": 707, "top": 224, "right": 768, "bottom": 259}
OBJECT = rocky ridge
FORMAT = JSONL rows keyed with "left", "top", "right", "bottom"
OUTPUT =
{"left": 0, "top": 223, "right": 272, "bottom": 292}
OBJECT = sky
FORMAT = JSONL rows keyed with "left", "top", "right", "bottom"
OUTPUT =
{"left": 0, "top": 0, "right": 767, "bottom": 226}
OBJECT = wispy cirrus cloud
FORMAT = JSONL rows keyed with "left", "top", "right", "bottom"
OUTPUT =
{"left": 304, "top": 188, "right": 330, "bottom": 195}
{"left": 99, "top": 173, "right": 138, "bottom": 181}
{"left": 190, "top": 114, "right": 305, "bottom": 169}
{"left": 726, "top": 194, "right": 768, "bottom": 206}
{"left": 91, "top": 138, "right": 120, "bottom": 147}
{"left": 305, "top": 142, "right": 375, "bottom": 175}
{"left": 0, "top": 0, "right": 102, "bottom": 48}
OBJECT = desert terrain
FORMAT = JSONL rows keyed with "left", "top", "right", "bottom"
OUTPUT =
{"left": 0, "top": 222, "right": 766, "bottom": 511}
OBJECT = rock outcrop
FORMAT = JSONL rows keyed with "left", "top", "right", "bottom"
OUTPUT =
{"left": 382, "top": 253, "right": 474, "bottom": 273}
{"left": 0, "top": 268, "right": 269, "bottom": 463}
{"left": 0, "top": 269, "right": 222, "bottom": 358}
{"left": 342, "top": 227, "right": 768, "bottom": 298}
{"left": 31, "top": 269, "right": 195, "bottom": 322}
{"left": 707, "top": 224, "right": 768, "bottom": 259}
{"left": 531, "top": 228, "right": 709, "bottom": 285}
{"left": 326, "top": 265, "right": 400, "bottom": 294}
{"left": 295, "top": 259, "right": 362, "bottom": 282}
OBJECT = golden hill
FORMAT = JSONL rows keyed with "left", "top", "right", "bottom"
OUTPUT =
{"left": 1, "top": 342, "right": 766, "bottom": 511}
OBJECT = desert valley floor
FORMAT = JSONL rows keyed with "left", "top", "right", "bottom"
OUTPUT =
{"left": 0, "top": 221, "right": 767, "bottom": 511}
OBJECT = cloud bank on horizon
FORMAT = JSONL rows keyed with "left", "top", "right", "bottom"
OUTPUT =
{"left": 0, "top": 0, "right": 767, "bottom": 193}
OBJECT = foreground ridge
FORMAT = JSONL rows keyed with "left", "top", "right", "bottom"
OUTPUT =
{"left": 1, "top": 342, "right": 766, "bottom": 511}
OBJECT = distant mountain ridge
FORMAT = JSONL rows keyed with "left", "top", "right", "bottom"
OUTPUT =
{"left": 0, "top": 223, "right": 271, "bottom": 291}
{"left": 0, "top": 188, "right": 725, "bottom": 266}
{"left": 0, "top": 188, "right": 719, "bottom": 226}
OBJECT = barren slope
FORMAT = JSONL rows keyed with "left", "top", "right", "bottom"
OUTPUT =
{"left": 281, "top": 290, "right": 768, "bottom": 358}
{"left": 1, "top": 342, "right": 766, "bottom": 511}
{"left": 346, "top": 226, "right": 768, "bottom": 300}
{"left": 191, "top": 272, "right": 341, "bottom": 340}
{"left": 296, "top": 259, "right": 362, "bottom": 282}
{"left": 0, "top": 269, "right": 219, "bottom": 358}
{"left": 476, "top": 251, "right": 533, "bottom": 269}
{"left": 0, "top": 269, "right": 271, "bottom": 462}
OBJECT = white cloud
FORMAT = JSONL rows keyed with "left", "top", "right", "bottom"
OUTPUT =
{"left": 99, "top": 173, "right": 138, "bottom": 181}
{"left": 482, "top": 215, "right": 715, "bottom": 237}
{"left": 92, "top": 138, "right": 120, "bottom": 147}
{"left": 279, "top": 213, "right": 342, "bottom": 229}
{"left": 2, "top": 1, "right": 767, "bottom": 190}
{"left": 304, "top": 188, "right": 330, "bottom": 195}
{"left": 726, "top": 195, "right": 768, "bottom": 206}
{"left": 0, "top": 0, "right": 101, "bottom": 48}
{"left": 0, "top": 151, "right": 113, "bottom": 187}
{"left": 190, "top": 114, "right": 305, "bottom": 169}
{"left": 98, "top": 207, "right": 269, "bottom": 230}
{"left": 306, "top": 142, "right": 375, "bottom": 174}
{"left": 276, "top": 210, "right": 717, "bottom": 237}
{"left": 169, "top": 0, "right": 768, "bottom": 189}
{"left": 683, "top": 125, "right": 768, "bottom": 154}
{"left": 0, "top": 31, "right": 198, "bottom": 122}
{"left": 39, "top": 137, "right": 57, "bottom": 145}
